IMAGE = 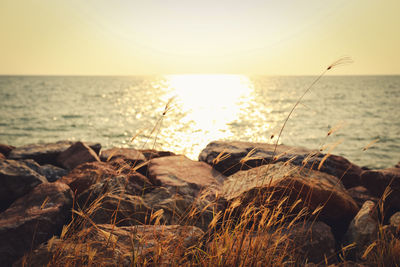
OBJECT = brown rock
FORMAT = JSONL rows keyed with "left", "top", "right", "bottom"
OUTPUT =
{"left": 361, "top": 168, "right": 400, "bottom": 215}
{"left": 16, "top": 224, "right": 204, "bottom": 266}
{"left": 223, "top": 162, "right": 359, "bottom": 236}
{"left": 395, "top": 162, "right": 400, "bottom": 168}
{"left": 139, "top": 149, "right": 176, "bottom": 160}
{"left": 0, "top": 152, "right": 5, "bottom": 159}
{"left": 8, "top": 141, "right": 101, "bottom": 166}
{"left": 59, "top": 161, "right": 152, "bottom": 198}
{"left": 0, "top": 159, "right": 47, "bottom": 211}
{"left": 0, "top": 182, "right": 73, "bottom": 266}
{"left": 145, "top": 156, "right": 226, "bottom": 229}
{"left": 57, "top": 141, "right": 100, "bottom": 170}
{"left": 288, "top": 221, "right": 337, "bottom": 264}
{"left": 100, "top": 147, "right": 146, "bottom": 164}
{"left": 77, "top": 175, "right": 152, "bottom": 225}
{"left": 148, "top": 155, "right": 225, "bottom": 196}
{"left": 0, "top": 143, "right": 15, "bottom": 157}
{"left": 199, "top": 141, "right": 363, "bottom": 188}
{"left": 347, "top": 186, "right": 378, "bottom": 208}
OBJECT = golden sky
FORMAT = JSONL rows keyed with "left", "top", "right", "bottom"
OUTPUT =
{"left": 1, "top": 0, "right": 399, "bottom": 75}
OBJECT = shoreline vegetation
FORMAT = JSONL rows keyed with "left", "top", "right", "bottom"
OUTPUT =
{"left": 1, "top": 60, "right": 399, "bottom": 266}
{"left": 0, "top": 140, "right": 399, "bottom": 266}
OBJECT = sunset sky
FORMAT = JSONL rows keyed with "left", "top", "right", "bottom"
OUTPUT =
{"left": 1, "top": 0, "right": 399, "bottom": 75}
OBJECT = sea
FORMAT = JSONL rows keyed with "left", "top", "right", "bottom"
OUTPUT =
{"left": 0, "top": 75, "right": 399, "bottom": 169}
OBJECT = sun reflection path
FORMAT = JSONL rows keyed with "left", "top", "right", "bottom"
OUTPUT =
{"left": 157, "top": 74, "right": 254, "bottom": 159}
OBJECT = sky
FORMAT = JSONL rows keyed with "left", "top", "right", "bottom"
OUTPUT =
{"left": 0, "top": 0, "right": 399, "bottom": 75}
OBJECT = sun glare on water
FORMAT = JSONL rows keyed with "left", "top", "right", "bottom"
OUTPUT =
{"left": 157, "top": 74, "right": 254, "bottom": 158}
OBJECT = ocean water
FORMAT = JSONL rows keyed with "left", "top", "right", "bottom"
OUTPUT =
{"left": 0, "top": 75, "right": 399, "bottom": 169}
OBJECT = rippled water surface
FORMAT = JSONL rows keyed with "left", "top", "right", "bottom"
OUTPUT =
{"left": 0, "top": 75, "right": 399, "bottom": 169}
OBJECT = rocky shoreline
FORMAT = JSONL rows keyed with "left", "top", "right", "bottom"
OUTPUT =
{"left": 0, "top": 140, "right": 399, "bottom": 266}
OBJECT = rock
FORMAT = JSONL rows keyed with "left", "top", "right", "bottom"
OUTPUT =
{"left": 16, "top": 224, "right": 204, "bottom": 266}
{"left": 389, "top": 212, "right": 400, "bottom": 235}
{"left": 0, "top": 153, "right": 5, "bottom": 159}
{"left": 39, "top": 164, "right": 68, "bottom": 182}
{"left": 139, "top": 149, "right": 176, "bottom": 160}
{"left": 361, "top": 168, "right": 400, "bottom": 215}
{"left": 8, "top": 141, "right": 101, "bottom": 166}
{"left": 343, "top": 201, "right": 378, "bottom": 260}
{"left": 18, "top": 159, "right": 68, "bottom": 183}
{"left": 148, "top": 155, "right": 225, "bottom": 196}
{"left": 0, "top": 182, "right": 73, "bottom": 266}
{"left": 0, "top": 159, "right": 47, "bottom": 211}
{"left": 288, "top": 221, "right": 337, "bottom": 264}
{"left": 59, "top": 161, "right": 151, "bottom": 198}
{"left": 199, "top": 141, "right": 363, "bottom": 188}
{"left": 145, "top": 156, "right": 226, "bottom": 229}
{"left": 222, "top": 162, "right": 359, "bottom": 237}
{"left": 347, "top": 186, "right": 378, "bottom": 208}
{"left": 57, "top": 141, "right": 100, "bottom": 170}
{"left": 77, "top": 175, "right": 152, "bottom": 225}
{"left": 395, "top": 162, "right": 400, "bottom": 168}
{"left": 0, "top": 143, "right": 15, "bottom": 157}
{"left": 100, "top": 147, "right": 146, "bottom": 163}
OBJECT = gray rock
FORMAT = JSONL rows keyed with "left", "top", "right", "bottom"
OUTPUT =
{"left": 344, "top": 200, "right": 378, "bottom": 260}
{"left": 0, "top": 159, "right": 47, "bottom": 211}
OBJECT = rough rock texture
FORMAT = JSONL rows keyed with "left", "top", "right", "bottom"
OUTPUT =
{"left": 59, "top": 161, "right": 152, "bottom": 198}
{"left": 347, "top": 186, "right": 378, "bottom": 208}
{"left": 222, "top": 162, "right": 359, "bottom": 237}
{"left": 145, "top": 156, "right": 226, "bottom": 229}
{"left": 77, "top": 175, "right": 152, "bottom": 225}
{"left": 199, "top": 141, "right": 363, "bottom": 188}
{"left": 0, "top": 159, "right": 47, "bottom": 211}
{"left": 0, "top": 143, "right": 15, "bottom": 157}
{"left": 0, "top": 153, "right": 5, "bottom": 159}
{"left": 8, "top": 141, "right": 101, "bottom": 166}
{"left": 0, "top": 182, "right": 73, "bottom": 266}
{"left": 344, "top": 201, "right": 378, "bottom": 260}
{"left": 139, "top": 149, "right": 176, "bottom": 160}
{"left": 100, "top": 147, "right": 146, "bottom": 164}
{"left": 57, "top": 141, "right": 100, "bottom": 170}
{"left": 389, "top": 212, "right": 400, "bottom": 236}
{"left": 361, "top": 167, "right": 400, "bottom": 215}
{"left": 148, "top": 155, "right": 225, "bottom": 196}
{"left": 15, "top": 224, "right": 204, "bottom": 266}
{"left": 39, "top": 164, "right": 68, "bottom": 182}
{"left": 288, "top": 221, "right": 337, "bottom": 264}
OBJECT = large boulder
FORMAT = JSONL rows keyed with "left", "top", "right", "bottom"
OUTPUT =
{"left": 0, "top": 182, "right": 73, "bottom": 266}
{"left": 148, "top": 155, "right": 225, "bottom": 196}
{"left": 343, "top": 201, "right": 378, "bottom": 260}
{"left": 8, "top": 141, "right": 101, "bottom": 166}
{"left": 0, "top": 144, "right": 15, "bottom": 157}
{"left": 0, "top": 159, "right": 47, "bottom": 211}
{"left": 361, "top": 168, "right": 400, "bottom": 215}
{"left": 199, "top": 141, "right": 363, "bottom": 188}
{"left": 222, "top": 162, "right": 359, "bottom": 237}
{"left": 145, "top": 156, "right": 226, "bottom": 229}
{"left": 57, "top": 142, "right": 100, "bottom": 170}
{"left": 15, "top": 224, "right": 204, "bottom": 266}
